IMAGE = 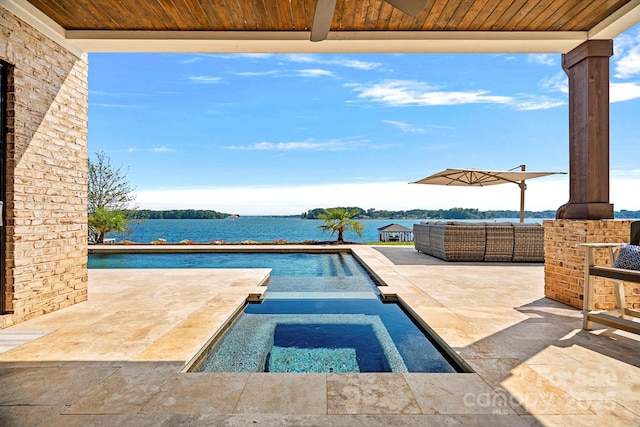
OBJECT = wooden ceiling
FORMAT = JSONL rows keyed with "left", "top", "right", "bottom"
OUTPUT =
{"left": 5, "top": 0, "right": 640, "bottom": 53}
{"left": 24, "top": 0, "right": 636, "bottom": 32}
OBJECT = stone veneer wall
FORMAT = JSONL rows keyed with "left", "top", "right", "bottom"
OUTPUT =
{"left": 0, "top": 9, "right": 88, "bottom": 327}
{"left": 544, "top": 220, "right": 639, "bottom": 310}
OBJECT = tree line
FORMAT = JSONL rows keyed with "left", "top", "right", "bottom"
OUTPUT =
{"left": 301, "top": 207, "right": 556, "bottom": 220}
{"left": 302, "top": 207, "right": 640, "bottom": 220}
{"left": 124, "top": 209, "right": 232, "bottom": 220}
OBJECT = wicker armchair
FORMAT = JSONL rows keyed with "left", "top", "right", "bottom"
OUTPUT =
{"left": 512, "top": 224, "right": 544, "bottom": 262}
{"left": 484, "top": 223, "right": 515, "bottom": 262}
{"left": 413, "top": 221, "right": 432, "bottom": 255}
{"left": 432, "top": 222, "right": 485, "bottom": 261}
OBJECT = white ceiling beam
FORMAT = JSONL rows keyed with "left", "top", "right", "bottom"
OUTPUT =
{"left": 67, "top": 30, "right": 587, "bottom": 54}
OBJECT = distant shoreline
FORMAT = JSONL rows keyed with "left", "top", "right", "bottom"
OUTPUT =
{"left": 122, "top": 208, "right": 640, "bottom": 221}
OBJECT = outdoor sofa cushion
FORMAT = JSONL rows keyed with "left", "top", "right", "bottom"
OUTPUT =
{"left": 613, "top": 244, "right": 640, "bottom": 271}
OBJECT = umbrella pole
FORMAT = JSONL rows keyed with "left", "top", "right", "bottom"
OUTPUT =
{"left": 518, "top": 165, "right": 525, "bottom": 223}
{"left": 519, "top": 181, "right": 525, "bottom": 223}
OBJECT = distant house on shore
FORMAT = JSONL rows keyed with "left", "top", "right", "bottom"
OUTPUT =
{"left": 377, "top": 224, "right": 413, "bottom": 242}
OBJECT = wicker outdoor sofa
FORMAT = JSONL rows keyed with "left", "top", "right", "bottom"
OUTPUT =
{"left": 413, "top": 221, "right": 544, "bottom": 262}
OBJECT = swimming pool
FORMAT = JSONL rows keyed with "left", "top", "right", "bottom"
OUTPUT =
{"left": 89, "top": 251, "right": 468, "bottom": 373}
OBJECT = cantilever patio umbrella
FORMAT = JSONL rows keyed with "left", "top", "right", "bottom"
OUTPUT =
{"left": 411, "top": 165, "right": 566, "bottom": 223}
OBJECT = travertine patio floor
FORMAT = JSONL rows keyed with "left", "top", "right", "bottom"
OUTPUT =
{"left": 0, "top": 245, "right": 639, "bottom": 426}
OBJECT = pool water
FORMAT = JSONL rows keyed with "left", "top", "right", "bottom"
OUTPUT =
{"left": 191, "top": 297, "right": 459, "bottom": 373}
{"left": 88, "top": 252, "right": 363, "bottom": 277}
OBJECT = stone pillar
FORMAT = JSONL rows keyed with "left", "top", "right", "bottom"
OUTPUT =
{"left": 544, "top": 220, "right": 640, "bottom": 310}
{"left": 559, "top": 40, "right": 614, "bottom": 220}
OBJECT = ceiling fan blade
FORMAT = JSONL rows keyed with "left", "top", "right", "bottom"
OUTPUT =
{"left": 384, "top": 0, "right": 427, "bottom": 16}
{"left": 311, "top": 0, "right": 337, "bottom": 42}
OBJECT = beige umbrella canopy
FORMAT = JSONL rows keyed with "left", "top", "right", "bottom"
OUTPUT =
{"left": 411, "top": 165, "right": 566, "bottom": 223}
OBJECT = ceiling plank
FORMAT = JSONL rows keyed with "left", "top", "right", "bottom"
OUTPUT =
{"left": 276, "top": 0, "right": 295, "bottom": 29}
{"left": 196, "top": 0, "right": 227, "bottom": 29}
{"left": 509, "top": 0, "right": 544, "bottom": 30}
{"left": 221, "top": 0, "right": 247, "bottom": 30}
{"left": 433, "top": 0, "right": 466, "bottom": 30}
{"left": 458, "top": 0, "right": 500, "bottom": 31}
{"left": 490, "top": 0, "right": 531, "bottom": 31}
{"left": 376, "top": 1, "right": 395, "bottom": 30}
{"left": 542, "top": 0, "right": 592, "bottom": 31}
{"left": 339, "top": 0, "right": 357, "bottom": 31}
{"left": 364, "top": 0, "right": 383, "bottom": 30}
{"left": 446, "top": 0, "right": 478, "bottom": 29}
{"left": 560, "top": 0, "right": 629, "bottom": 32}
{"left": 480, "top": 0, "right": 516, "bottom": 31}
{"left": 526, "top": 0, "right": 566, "bottom": 31}
{"left": 354, "top": 0, "right": 370, "bottom": 30}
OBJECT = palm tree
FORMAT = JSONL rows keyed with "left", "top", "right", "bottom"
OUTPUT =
{"left": 317, "top": 207, "right": 364, "bottom": 243}
{"left": 88, "top": 206, "right": 127, "bottom": 243}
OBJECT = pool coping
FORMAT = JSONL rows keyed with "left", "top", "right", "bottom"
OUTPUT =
{"left": 89, "top": 243, "right": 354, "bottom": 254}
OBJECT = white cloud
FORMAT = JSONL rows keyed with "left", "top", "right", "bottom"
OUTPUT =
{"left": 207, "top": 53, "right": 382, "bottom": 70}
{"left": 153, "top": 146, "right": 174, "bottom": 153}
{"left": 127, "top": 146, "right": 174, "bottom": 153}
{"left": 89, "top": 90, "right": 122, "bottom": 97}
{"left": 235, "top": 53, "right": 273, "bottom": 59}
{"left": 510, "top": 96, "right": 565, "bottom": 111}
{"left": 188, "top": 76, "right": 222, "bottom": 84}
{"left": 383, "top": 120, "right": 424, "bottom": 133}
{"left": 610, "top": 82, "right": 640, "bottom": 102}
{"left": 197, "top": 53, "right": 273, "bottom": 61}
{"left": 296, "top": 69, "right": 336, "bottom": 78}
{"left": 235, "top": 70, "right": 280, "bottom": 77}
{"left": 91, "top": 103, "right": 143, "bottom": 108}
{"left": 421, "top": 143, "right": 454, "bottom": 151}
{"left": 285, "top": 54, "right": 382, "bottom": 70}
{"left": 89, "top": 90, "right": 148, "bottom": 108}
{"left": 349, "top": 80, "right": 564, "bottom": 110}
{"left": 226, "top": 138, "right": 366, "bottom": 151}
{"left": 614, "top": 30, "right": 640, "bottom": 79}
{"left": 539, "top": 72, "right": 568, "bottom": 94}
{"left": 350, "top": 80, "right": 503, "bottom": 105}
{"left": 236, "top": 69, "right": 336, "bottom": 78}
{"left": 612, "top": 169, "right": 640, "bottom": 176}
{"left": 527, "top": 54, "right": 556, "bottom": 66}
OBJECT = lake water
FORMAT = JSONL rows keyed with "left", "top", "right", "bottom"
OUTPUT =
{"left": 107, "top": 216, "right": 548, "bottom": 244}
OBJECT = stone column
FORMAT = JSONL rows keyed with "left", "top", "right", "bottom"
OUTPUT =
{"left": 559, "top": 40, "right": 614, "bottom": 220}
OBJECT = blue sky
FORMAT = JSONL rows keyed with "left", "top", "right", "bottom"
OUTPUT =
{"left": 88, "top": 24, "right": 640, "bottom": 216}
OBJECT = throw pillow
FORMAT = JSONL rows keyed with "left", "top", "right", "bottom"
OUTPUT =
{"left": 613, "top": 244, "right": 640, "bottom": 271}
